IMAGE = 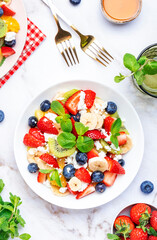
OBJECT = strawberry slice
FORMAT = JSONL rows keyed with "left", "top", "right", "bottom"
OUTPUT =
{"left": 39, "top": 153, "right": 59, "bottom": 168}
{"left": 71, "top": 117, "right": 78, "bottom": 137}
{"left": 37, "top": 116, "right": 58, "bottom": 134}
{"left": 57, "top": 100, "right": 69, "bottom": 114}
{"left": 117, "top": 132, "right": 127, "bottom": 146}
{"left": 84, "top": 130, "right": 106, "bottom": 139}
{"left": 76, "top": 184, "right": 95, "bottom": 199}
{"left": 67, "top": 183, "right": 78, "bottom": 195}
{"left": 104, "top": 116, "right": 115, "bottom": 134}
{"left": 103, "top": 171, "right": 117, "bottom": 187}
{"left": 84, "top": 90, "right": 96, "bottom": 109}
{"left": 23, "top": 133, "right": 44, "bottom": 148}
{"left": 65, "top": 90, "right": 81, "bottom": 115}
{"left": 29, "top": 128, "right": 45, "bottom": 143}
{"left": 37, "top": 172, "right": 47, "bottom": 183}
{"left": 107, "top": 153, "right": 116, "bottom": 159}
{"left": 1, "top": 47, "right": 15, "bottom": 58}
{"left": 87, "top": 148, "right": 99, "bottom": 160}
{"left": 75, "top": 167, "right": 91, "bottom": 183}
{"left": 105, "top": 156, "right": 125, "bottom": 174}
{"left": 1, "top": 4, "right": 16, "bottom": 16}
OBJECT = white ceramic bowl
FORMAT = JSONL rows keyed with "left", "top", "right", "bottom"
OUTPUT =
{"left": 14, "top": 80, "right": 144, "bottom": 209}
{"left": 111, "top": 203, "right": 157, "bottom": 234}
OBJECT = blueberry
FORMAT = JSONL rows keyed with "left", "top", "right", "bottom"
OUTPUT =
{"left": 76, "top": 152, "right": 88, "bottom": 165}
{"left": 5, "top": 39, "right": 16, "bottom": 48}
{"left": 91, "top": 171, "right": 104, "bottom": 183}
{"left": 70, "top": 0, "right": 81, "bottom": 5}
{"left": 118, "top": 159, "right": 125, "bottom": 167}
{"left": 95, "top": 183, "right": 106, "bottom": 193}
{"left": 28, "top": 163, "right": 39, "bottom": 173}
{"left": 140, "top": 181, "right": 154, "bottom": 194}
{"left": 0, "top": 110, "right": 5, "bottom": 123}
{"left": 63, "top": 164, "right": 75, "bottom": 180}
{"left": 70, "top": 113, "right": 81, "bottom": 122}
{"left": 106, "top": 101, "right": 117, "bottom": 114}
{"left": 0, "top": 7, "right": 4, "bottom": 17}
{"left": 28, "top": 116, "right": 38, "bottom": 128}
{"left": 40, "top": 100, "right": 51, "bottom": 112}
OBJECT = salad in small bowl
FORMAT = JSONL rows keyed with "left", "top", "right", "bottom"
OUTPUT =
{"left": 14, "top": 80, "right": 144, "bottom": 209}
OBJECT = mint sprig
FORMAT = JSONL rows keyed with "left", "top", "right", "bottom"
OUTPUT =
{"left": 110, "top": 118, "right": 122, "bottom": 148}
{"left": 75, "top": 122, "right": 89, "bottom": 136}
{"left": 114, "top": 53, "right": 157, "bottom": 85}
{"left": 61, "top": 119, "right": 72, "bottom": 132}
{"left": 76, "top": 136, "right": 94, "bottom": 153}
{"left": 0, "top": 179, "right": 31, "bottom": 240}
{"left": 39, "top": 169, "right": 62, "bottom": 187}
{"left": 57, "top": 132, "right": 76, "bottom": 149}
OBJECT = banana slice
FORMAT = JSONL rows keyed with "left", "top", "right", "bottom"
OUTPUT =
{"left": 90, "top": 98, "right": 107, "bottom": 115}
{"left": 68, "top": 177, "right": 82, "bottom": 192}
{"left": 27, "top": 152, "right": 53, "bottom": 170}
{"left": 88, "top": 157, "right": 108, "bottom": 172}
{"left": 120, "top": 136, "right": 133, "bottom": 154}
{"left": 95, "top": 114, "right": 104, "bottom": 129}
{"left": 51, "top": 185, "right": 69, "bottom": 197}
{"left": 80, "top": 112, "right": 97, "bottom": 130}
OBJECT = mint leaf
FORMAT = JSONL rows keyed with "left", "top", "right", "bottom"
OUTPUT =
{"left": 110, "top": 135, "right": 119, "bottom": 149}
{"left": 0, "top": 179, "right": 5, "bottom": 193}
{"left": 51, "top": 101, "right": 65, "bottom": 116}
{"left": 77, "top": 136, "right": 94, "bottom": 153}
{"left": 50, "top": 169, "right": 62, "bottom": 187}
{"left": 0, "top": 57, "right": 6, "bottom": 67}
{"left": 55, "top": 116, "right": 63, "bottom": 123}
{"left": 57, "top": 132, "right": 76, "bottom": 149}
{"left": 124, "top": 53, "right": 140, "bottom": 72}
{"left": 19, "top": 233, "right": 31, "bottom": 240}
{"left": 114, "top": 74, "right": 125, "bottom": 83}
{"left": 63, "top": 114, "right": 70, "bottom": 120}
{"left": 107, "top": 233, "right": 120, "bottom": 239}
{"left": 61, "top": 119, "right": 72, "bottom": 132}
{"left": 111, "top": 118, "right": 122, "bottom": 135}
{"left": 39, "top": 169, "right": 53, "bottom": 174}
{"left": 134, "top": 70, "right": 145, "bottom": 85}
{"left": 143, "top": 61, "right": 157, "bottom": 75}
{"left": 138, "top": 56, "right": 147, "bottom": 65}
{"left": 75, "top": 122, "right": 89, "bottom": 136}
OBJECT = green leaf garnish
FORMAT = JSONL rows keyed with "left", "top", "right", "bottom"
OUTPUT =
{"left": 134, "top": 70, "right": 145, "bottom": 85}
{"left": 107, "top": 233, "right": 120, "bottom": 239}
{"left": 0, "top": 179, "right": 5, "bottom": 193}
{"left": 143, "top": 61, "right": 157, "bottom": 75}
{"left": 61, "top": 119, "right": 72, "bottom": 132}
{"left": 110, "top": 118, "right": 122, "bottom": 148}
{"left": 138, "top": 56, "right": 147, "bottom": 65}
{"left": 124, "top": 53, "right": 140, "bottom": 72}
{"left": 110, "top": 135, "right": 119, "bottom": 149}
{"left": 77, "top": 136, "right": 94, "bottom": 153}
{"left": 75, "top": 122, "right": 89, "bottom": 136}
{"left": 50, "top": 169, "right": 62, "bottom": 187}
{"left": 19, "top": 233, "right": 31, "bottom": 240}
{"left": 39, "top": 169, "right": 54, "bottom": 174}
{"left": 57, "top": 132, "right": 76, "bottom": 149}
{"left": 114, "top": 74, "right": 125, "bottom": 83}
{"left": 51, "top": 101, "right": 65, "bottom": 116}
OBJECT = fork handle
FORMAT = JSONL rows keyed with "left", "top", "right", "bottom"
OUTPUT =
{"left": 47, "top": 0, "right": 83, "bottom": 37}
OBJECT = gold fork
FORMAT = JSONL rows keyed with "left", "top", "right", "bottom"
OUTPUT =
{"left": 43, "top": 0, "right": 113, "bottom": 67}
{"left": 43, "top": 0, "right": 79, "bottom": 66}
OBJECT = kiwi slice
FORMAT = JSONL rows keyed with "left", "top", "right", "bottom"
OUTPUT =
{"left": 0, "top": 37, "right": 4, "bottom": 48}
{"left": 109, "top": 111, "right": 119, "bottom": 118}
{"left": 0, "top": 19, "right": 7, "bottom": 38}
{"left": 100, "top": 140, "right": 121, "bottom": 155}
{"left": 62, "top": 89, "right": 79, "bottom": 103}
{"left": 120, "top": 125, "right": 129, "bottom": 135}
{"left": 48, "top": 138, "right": 76, "bottom": 158}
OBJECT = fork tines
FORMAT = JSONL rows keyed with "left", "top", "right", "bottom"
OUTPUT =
{"left": 56, "top": 39, "right": 79, "bottom": 67}
{"left": 86, "top": 40, "right": 113, "bottom": 67}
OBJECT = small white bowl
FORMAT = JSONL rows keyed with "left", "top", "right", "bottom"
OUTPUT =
{"left": 111, "top": 202, "right": 157, "bottom": 234}
{"left": 101, "top": 0, "right": 142, "bottom": 24}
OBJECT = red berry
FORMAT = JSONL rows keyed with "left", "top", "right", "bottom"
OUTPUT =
{"left": 102, "top": 171, "right": 117, "bottom": 186}
{"left": 84, "top": 90, "right": 96, "bottom": 109}
{"left": 29, "top": 128, "right": 45, "bottom": 143}
{"left": 37, "top": 116, "right": 58, "bottom": 134}
{"left": 105, "top": 156, "right": 125, "bottom": 174}
{"left": 37, "top": 172, "right": 47, "bottom": 183}
{"left": 104, "top": 116, "right": 115, "bottom": 134}
{"left": 148, "top": 236, "right": 157, "bottom": 240}
{"left": 87, "top": 148, "right": 99, "bottom": 160}
{"left": 130, "top": 228, "right": 148, "bottom": 240}
{"left": 75, "top": 167, "right": 91, "bottom": 183}
{"left": 130, "top": 203, "right": 151, "bottom": 225}
{"left": 150, "top": 211, "right": 157, "bottom": 231}
{"left": 65, "top": 90, "right": 81, "bottom": 115}
{"left": 76, "top": 184, "right": 95, "bottom": 200}
{"left": 39, "top": 153, "right": 59, "bottom": 168}
{"left": 114, "top": 215, "right": 135, "bottom": 231}
{"left": 117, "top": 132, "right": 127, "bottom": 146}
{"left": 1, "top": 4, "right": 16, "bottom": 16}
{"left": 84, "top": 130, "right": 106, "bottom": 139}
{"left": 23, "top": 133, "right": 44, "bottom": 148}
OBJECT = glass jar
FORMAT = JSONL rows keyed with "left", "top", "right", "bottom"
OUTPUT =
{"left": 133, "top": 44, "right": 157, "bottom": 98}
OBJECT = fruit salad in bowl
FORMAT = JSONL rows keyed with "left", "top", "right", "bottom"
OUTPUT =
{"left": 0, "top": 0, "right": 20, "bottom": 66}
{"left": 23, "top": 88, "right": 133, "bottom": 199}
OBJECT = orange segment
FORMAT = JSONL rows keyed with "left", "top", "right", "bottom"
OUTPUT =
{"left": 48, "top": 173, "right": 67, "bottom": 187}
{"left": 1, "top": 16, "right": 20, "bottom": 33}
{"left": 57, "top": 158, "right": 65, "bottom": 170}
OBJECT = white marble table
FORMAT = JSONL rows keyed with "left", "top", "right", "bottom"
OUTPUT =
{"left": 0, "top": 0, "right": 157, "bottom": 239}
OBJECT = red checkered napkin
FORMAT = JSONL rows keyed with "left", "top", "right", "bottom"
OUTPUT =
{"left": 0, "top": 18, "right": 46, "bottom": 88}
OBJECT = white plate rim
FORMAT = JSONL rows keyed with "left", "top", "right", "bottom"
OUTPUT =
{"left": 14, "top": 79, "right": 144, "bottom": 209}
{"left": 0, "top": 0, "right": 27, "bottom": 78}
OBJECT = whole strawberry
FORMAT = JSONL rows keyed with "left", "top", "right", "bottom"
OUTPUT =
{"left": 130, "top": 228, "right": 148, "bottom": 240}
{"left": 114, "top": 215, "right": 135, "bottom": 239}
{"left": 148, "top": 236, "right": 157, "bottom": 240}
{"left": 130, "top": 203, "right": 151, "bottom": 225}
{"left": 150, "top": 211, "right": 157, "bottom": 231}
